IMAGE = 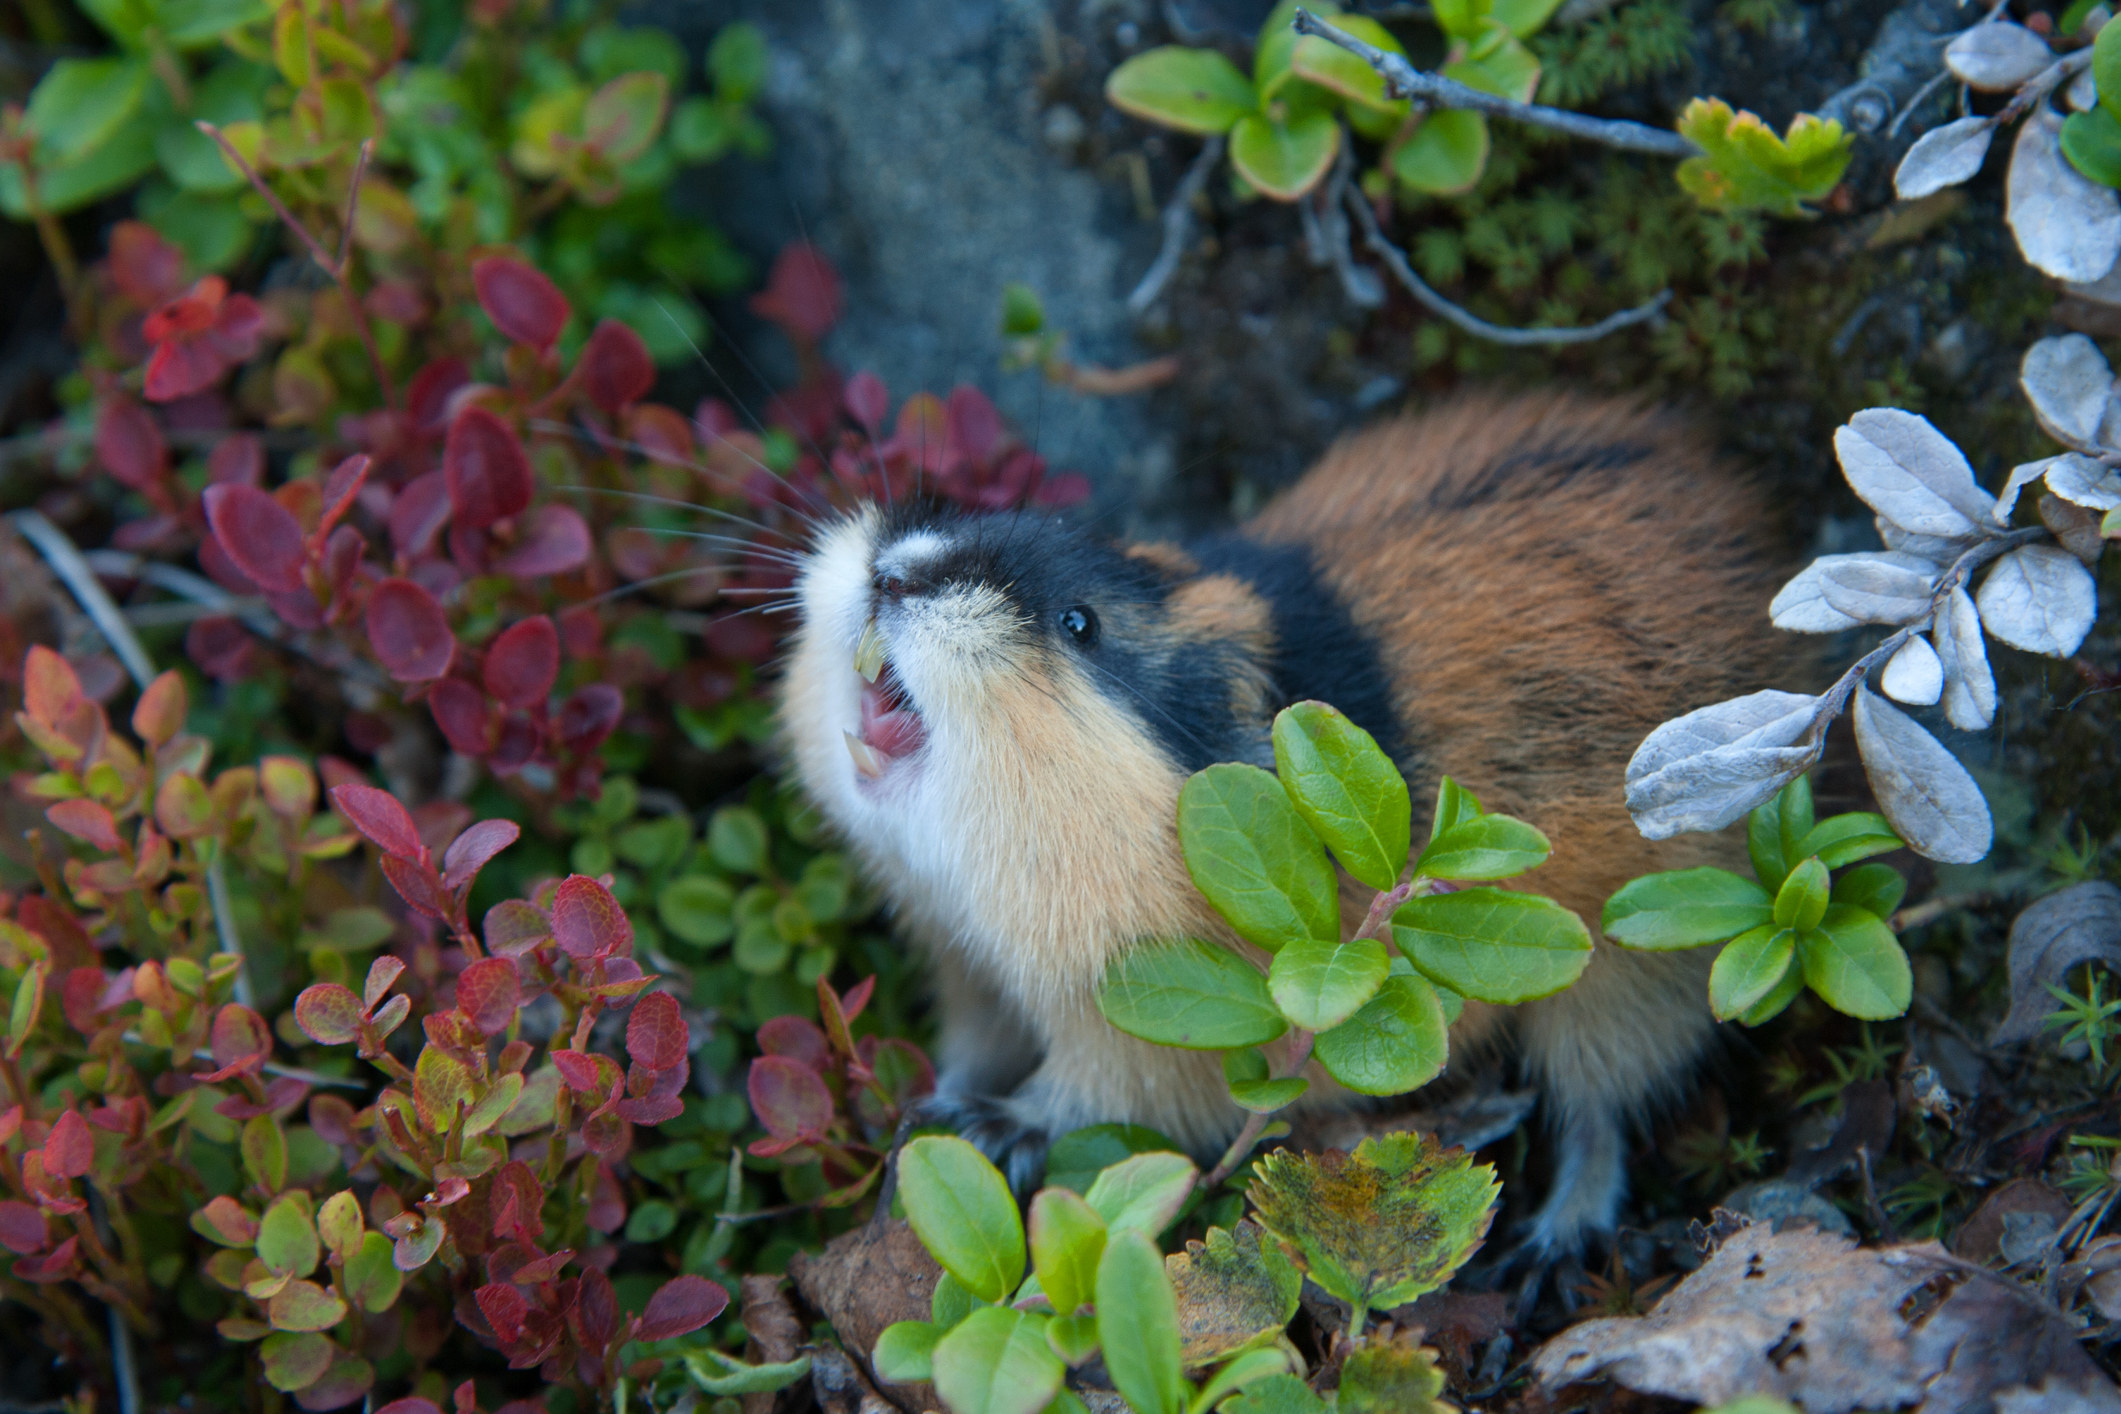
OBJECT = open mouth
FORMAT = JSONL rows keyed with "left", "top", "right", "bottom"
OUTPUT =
{"left": 844, "top": 619, "right": 926, "bottom": 781}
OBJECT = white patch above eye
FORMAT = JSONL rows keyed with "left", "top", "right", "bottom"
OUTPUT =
{"left": 875, "top": 530, "right": 954, "bottom": 582}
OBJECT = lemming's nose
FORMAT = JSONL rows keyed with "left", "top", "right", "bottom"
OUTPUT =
{"left": 873, "top": 571, "right": 927, "bottom": 602}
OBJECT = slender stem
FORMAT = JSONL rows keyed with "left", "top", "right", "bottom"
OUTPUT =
{"left": 336, "top": 139, "right": 373, "bottom": 273}
{"left": 195, "top": 123, "right": 338, "bottom": 271}
{"left": 8, "top": 511, "right": 157, "bottom": 689}
{"left": 205, "top": 849, "right": 255, "bottom": 1010}
{"left": 1127, "top": 135, "right": 1226, "bottom": 314}
{"left": 19, "top": 159, "right": 84, "bottom": 336}
{"left": 1343, "top": 183, "right": 1672, "bottom": 346}
{"left": 109, "top": 1303, "right": 141, "bottom": 1414}
{"left": 1291, "top": 8, "right": 1699, "bottom": 157}
{"left": 1200, "top": 1028, "right": 1315, "bottom": 1190}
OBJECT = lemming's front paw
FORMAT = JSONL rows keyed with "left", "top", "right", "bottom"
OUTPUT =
{"left": 904, "top": 1092, "right": 1051, "bottom": 1193}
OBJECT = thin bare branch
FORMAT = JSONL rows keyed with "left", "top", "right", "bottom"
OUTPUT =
{"left": 1291, "top": 8, "right": 1699, "bottom": 158}
{"left": 8, "top": 511, "right": 156, "bottom": 689}
{"left": 336, "top": 137, "right": 374, "bottom": 274}
{"left": 1342, "top": 184, "right": 1673, "bottom": 345}
{"left": 1320, "top": 139, "right": 1384, "bottom": 309}
{"left": 1128, "top": 135, "right": 1226, "bottom": 315}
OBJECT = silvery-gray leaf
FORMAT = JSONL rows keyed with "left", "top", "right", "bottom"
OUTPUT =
{"left": 1993, "top": 456, "right": 2066, "bottom": 522}
{"left": 1834, "top": 410, "right": 1998, "bottom": 538}
{"left": 1943, "top": 20, "right": 2054, "bottom": 91}
{"left": 1974, "top": 543, "right": 2097, "bottom": 656}
{"left": 2043, "top": 452, "right": 2121, "bottom": 510}
{"left": 1851, "top": 687, "right": 1993, "bottom": 863}
{"left": 2064, "top": 258, "right": 2121, "bottom": 308}
{"left": 1815, "top": 552, "right": 1938, "bottom": 625}
{"left": 1934, "top": 586, "right": 1996, "bottom": 731}
{"left": 1770, "top": 560, "right": 1863, "bottom": 632}
{"left": 1893, "top": 117, "right": 1995, "bottom": 200}
{"left": 2039, "top": 493, "right": 2106, "bottom": 564}
{"left": 2020, "top": 334, "right": 2115, "bottom": 450}
{"left": 1625, "top": 691, "right": 1822, "bottom": 839}
{"left": 2067, "top": 65, "right": 2100, "bottom": 113}
{"left": 2008, "top": 109, "right": 2121, "bottom": 283}
{"left": 1876, "top": 517, "right": 1977, "bottom": 565}
{"left": 1880, "top": 634, "right": 1944, "bottom": 706}
{"left": 1990, "top": 880, "right": 2121, "bottom": 1044}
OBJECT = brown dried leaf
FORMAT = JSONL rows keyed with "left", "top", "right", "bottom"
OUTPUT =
{"left": 1990, "top": 882, "right": 2121, "bottom": 1045}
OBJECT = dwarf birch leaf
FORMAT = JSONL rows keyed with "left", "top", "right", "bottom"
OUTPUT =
{"left": 1944, "top": 21, "right": 2053, "bottom": 90}
{"left": 897, "top": 1136, "right": 1024, "bottom": 1303}
{"left": 1098, "top": 939, "right": 1286, "bottom": 1050}
{"left": 1247, "top": 1132, "right": 1499, "bottom": 1318}
{"left": 1601, "top": 868, "right": 1772, "bottom": 949}
{"left": 1271, "top": 701, "right": 1410, "bottom": 892}
{"left": 260, "top": 1331, "right": 333, "bottom": 1392}
{"left": 1165, "top": 1221, "right": 1302, "bottom": 1368}
{"left": 1933, "top": 587, "right": 1996, "bottom": 732}
{"left": 1624, "top": 691, "right": 1822, "bottom": 838}
{"left": 257, "top": 1195, "right": 318, "bottom": 1277}
{"left": 344, "top": 1231, "right": 401, "bottom": 1312}
{"left": 1269, "top": 937, "right": 1389, "bottom": 1032}
{"left": 1895, "top": 117, "right": 1995, "bottom": 199}
{"left": 1083, "top": 1151, "right": 1198, "bottom": 1239}
{"left": 2020, "top": 334, "right": 2114, "bottom": 449}
{"left": 1975, "top": 544, "right": 2097, "bottom": 656}
{"left": 413, "top": 1046, "right": 474, "bottom": 1133}
{"left": 1710, "top": 926, "right": 1797, "bottom": 1021}
{"left": 1312, "top": 969, "right": 1449, "bottom": 1096}
{"left": 2008, "top": 109, "right": 2121, "bottom": 282}
{"left": 1415, "top": 813, "right": 1550, "bottom": 881}
{"left": 1229, "top": 109, "right": 1340, "bottom": 200}
{"left": 1105, "top": 46, "right": 1256, "bottom": 134}
{"left": 1390, "top": 109, "right": 1489, "bottom": 195}
{"left": 1179, "top": 765, "right": 1339, "bottom": 951}
{"left": 1881, "top": 634, "right": 1944, "bottom": 707}
{"left": 1815, "top": 553, "right": 1937, "bottom": 625}
{"left": 1030, "top": 1187, "right": 1107, "bottom": 1317}
{"left": 1799, "top": 906, "right": 1913, "bottom": 1019}
{"left": 1096, "top": 1232, "right": 1186, "bottom": 1414}
{"left": 1835, "top": 410, "right": 1997, "bottom": 538}
{"left": 242, "top": 1114, "right": 287, "bottom": 1193}
{"left": 933, "top": 1308, "right": 1065, "bottom": 1414}
{"left": 268, "top": 1279, "right": 347, "bottom": 1332}
{"left": 873, "top": 1322, "right": 941, "bottom": 1383}
{"left": 1392, "top": 888, "right": 1592, "bottom": 1003}
{"left": 1852, "top": 688, "right": 1992, "bottom": 863}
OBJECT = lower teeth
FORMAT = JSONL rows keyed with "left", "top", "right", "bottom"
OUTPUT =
{"left": 844, "top": 730, "right": 885, "bottom": 779}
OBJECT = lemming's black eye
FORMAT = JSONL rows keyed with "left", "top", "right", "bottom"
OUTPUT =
{"left": 1059, "top": 606, "right": 1098, "bottom": 646}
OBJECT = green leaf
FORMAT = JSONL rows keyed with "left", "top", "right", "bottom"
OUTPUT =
{"left": 1427, "top": 778, "right": 1484, "bottom": 844}
{"left": 873, "top": 1321, "right": 942, "bottom": 1384}
{"left": 1165, "top": 1221, "right": 1301, "bottom": 1367}
{"left": 1194, "top": 1348, "right": 1300, "bottom": 1410}
{"left": 1047, "top": 1314, "right": 1099, "bottom": 1366}
{"left": 1772, "top": 857, "right": 1830, "bottom": 932}
{"left": 1289, "top": 15, "right": 1409, "bottom": 115}
{"left": 1793, "top": 813, "right": 1902, "bottom": 870}
{"left": 268, "top": 1278, "right": 348, "bottom": 1332}
{"left": 896, "top": 1136, "right": 1026, "bottom": 1304}
{"left": 343, "top": 1231, "right": 400, "bottom": 1313}
{"left": 1391, "top": 888, "right": 1591, "bottom": 1004}
{"left": 1736, "top": 950, "right": 1806, "bottom": 1027}
{"left": 1708, "top": 925, "right": 1795, "bottom": 1021}
{"left": 243, "top": 1115, "right": 288, "bottom": 1194}
{"left": 709, "top": 21, "right": 770, "bottom": 102}
{"left": 1248, "top": 1132, "right": 1498, "bottom": 1323}
{"left": 1675, "top": 98, "right": 1853, "bottom": 215}
{"left": 259, "top": 1331, "right": 333, "bottom": 1392}
{"left": 584, "top": 71, "right": 670, "bottom": 165}
{"left": 659, "top": 875, "right": 735, "bottom": 948}
{"left": 1, "top": 106, "right": 157, "bottom": 217}
{"left": 1747, "top": 783, "right": 1793, "bottom": 891}
{"left": 1045, "top": 1125, "right": 1184, "bottom": 1194}
{"left": 1096, "top": 1231, "right": 1187, "bottom": 1414}
{"left": 1269, "top": 936, "right": 1388, "bottom": 1032}
{"left": 1338, "top": 1332, "right": 1451, "bottom": 1414}
{"left": 1229, "top": 109, "right": 1340, "bottom": 201}
{"left": 26, "top": 56, "right": 152, "bottom": 164}
{"left": 1271, "top": 701, "right": 1411, "bottom": 892}
{"left": 1098, "top": 939, "right": 1288, "bottom": 1050}
{"left": 709, "top": 806, "right": 769, "bottom": 874}
{"left": 153, "top": 61, "right": 267, "bottom": 193}
{"left": 161, "top": 0, "right": 273, "bottom": 47}
{"left": 681, "top": 1349, "right": 814, "bottom": 1397}
{"left": 1180, "top": 764, "right": 1340, "bottom": 951}
{"left": 2100, "top": 14, "right": 2121, "bottom": 120}
{"left": 1415, "top": 813, "right": 1550, "bottom": 881}
{"left": 1105, "top": 47, "right": 1257, "bottom": 135}
{"left": 1312, "top": 969, "right": 1449, "bottom": 1096}
{"left": 1391, "top": 110, "right": 1488, "bottom": 195}
{"left": 1222, "top": 1373, "right": 1329, "bottom": 1414}
{"left": 1798, "top": 905, "right": 1912, "bottom": 1020}
{"left": 462, "top": 1072, "right": 525, "bottom": 1138}
{"left": 1600, "top": 868, "right": 1773, "bottom": 950}
{"left": 1223, "top": 1047, "right": 1307, "bottom": 1112}
{"left": 932, "top": 1308, "right": 1065, "bottom": 1414}
{"left": 932, "top": 1272, "right": 975, "bottom": 1327}
{"left": 1000, "top": 282, "right": 1046, "bottom": 337}
{"left": 1083, "top": 1151, "right": 1198, "bottom": 1239}
{"left": 1491, "top": 0, "right": 1565, "bottom": 37}
{"left": 316, "top": 1192, "right": 362, "bottom": 1260}
{"left": 626, "top": 1198, "right": 678, "bottom": 1243}
{"left": 1445, "top": 29, "right": 1539, "bottom": 105}
{"left": 1030, "top": 1187, "right": 1108, "bottom": 1317}
{"left": 1831, "top": 863, "right": 1907, "bottom": 921}
{"left": 256, "top": 1194, "right": 319, "bottom": 1278}
{"left": 2064, "top": 108, "right": 2121, "bottom": 185}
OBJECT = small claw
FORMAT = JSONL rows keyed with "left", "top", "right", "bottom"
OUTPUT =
{"left": 845, "top": 730, "right": 885, "bottom": 779}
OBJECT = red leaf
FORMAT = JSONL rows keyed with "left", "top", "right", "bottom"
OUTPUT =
{"left": 495, "top": 505, "right": 591, "bottom": 578}
{"left": 756, "top": 1015, "right": 830, "bottom": 1071}
{"left": 144, "top": 337, "right": 227, "bottom": 402}
{"left": 381, "top": 855, "right": 454, "bottom": 920}
{"left": 551, "top": 875, "right": 631, "bottom": 961}
{"left": 186, "top": 615, "right": 255, "bottom": 681}
{"left": 844, "top": 371, "right": 889, "bottom": 431}
{"left": 22, "top": 647, "right": 83, "bottom": 734}
{"left": 472, "top": 257, "right": 569, "bottom": 350}
{"left": 839, "top": 974, "right": 876, "bottom": 1022}
{"left": 946, "top": 385, "right": 1002, "bottom": 466}
{"left": 484, "top": 616, "right": 559, "bottom": 709}
{"left": 490, "top": 1161, "right": 544, "bottom": 1244}
{"left": 366, "top": 577, "right": 457, "bottom": 681}
{"left": 329, "top": 783, "right": 425, "bottom": 861}
{"left": 474, "top": 1281, "right": 531, "bottom": 1345}
{"left": 364, "top": 958, "right": 406, "bottom": 1013}
{"left": 317, "top": 454, "right": 371, "bottom": 539}
{"left": 375, "top": 1401, "right": 443, "bottom": 1414}
{"left": 625, "top": 991, "right": 687, "bottom": 1071}
{"left": 12, "top": 1235, "right": 81, "bottom": 1283}
{"left": 454, "top": 957, "right": 520, "bottom": 1036}
{"left": 579, "top": 320, "right": 655, "bottom": 414}
{"left": 95, "top": 398, "right": 166, "bottom": 490}
{"left": 107, "top": 221, "right": 185, "bottom": 307}
{"left": 550, "top": 1049, "right": 607, "bottom": 1095}
{"left": 405, "top": 357, "right": 471, "bottom": 437}
{"left": 294, "top": 983, "right": 364, "bottom": 1046}
{"left": 574, "top": 1265, "right": 619, "bottom": 1345}
{"left": 749, "top": 242, "right": 841, "bottom": 342}
{"left": 747, "top": 1056, "right": 832, "bottom": 1144}
{"left": 554, "top": 684, "right": 623, "bottom": 753}
{"left": 443, "top": 819, "right": 520, "bottom": 894}
{"left": 634, "top": 1274, "right": 729, "bottom": 1342}
{"left": 42, "top": 1110, "right": 91, "bottom": 1179}
{"left": 483, "top": 900, "right": 551, "bottom": 958}
{"left": 428, "top": 678, "right": 494, "bottom": 757}
{"left": 586, "top": 1160, "right": 626, "bottom": 1233}
{"left": 0, "top": 1199, "right": 49, "bottom": 1254}
{"left": 389, "top": 471, "right": 453, "bottom": 558}
{"left": 198, "top": 1004, "right": 271, "bottom": 1082}
{"left": 445, "top": 406, "right": 534, "bottom": 530}
{"left": 202, "top": 484, "right": 308, "bottom": 594}
{"left": 45, "top": 799, "right": 122, "bottom": 854}
{"left": 207, "top": 432, "right": 263, "bottom": 486}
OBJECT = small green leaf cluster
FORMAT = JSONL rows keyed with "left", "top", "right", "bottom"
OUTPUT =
{"left": 1603, "top": 777, "right": 1913, "bottom": 1023}
{"left": 1673, "top": 98, "right": 1853, "bottom": 217}
{"left": 874, "top": 1136, "right": 1299, "bottom": 1414}
{"left": 1097, "top": 702, "right": 1588, "bottom": 1169}
{"left": 2062, "top": 19, "right": 2121, "bottom": 187}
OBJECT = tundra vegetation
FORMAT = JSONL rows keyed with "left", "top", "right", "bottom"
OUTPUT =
{"left": 0, "top": 0, "right": 2116, "bottom": 1411}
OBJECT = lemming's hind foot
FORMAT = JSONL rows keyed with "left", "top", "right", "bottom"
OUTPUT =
{"left": 1494, "top": 1108, "right": 1628, "bottom": 1320}
{"left": 903, "top": 1091, "right": 1051, "bottom": 1193}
